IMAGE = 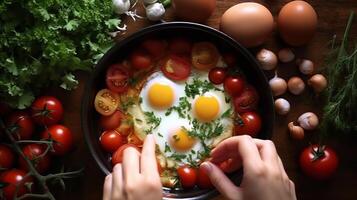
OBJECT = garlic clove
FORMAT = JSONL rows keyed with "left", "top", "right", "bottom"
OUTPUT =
{"left": 278, "top": 48, "right": 295, "bottom": 63}
{"left": 288, "top": 122, "right": 305, "bottom": 140}
{"left": 297, "top": 59, "right": 314, "bottom": 75}
{"left": 275, "top": 98, "right": 290, "bottom": 115}
{"left": 256, "top": 49, "right": 278, "bottom": 70}
{"left": 146, "top": 3, "right": 165, "bottom": 21}
{"left": 269, "top": 75, "right": 287, "bottom": 96}
{"left": 308, "top": 74, "right": 327, "bottom": 93}
{"left": 113, "top": 0, "right": 131, "bottom": 15}
{"left": 288, "top": 76, "right": 305, "bottom": 95}
{"left": 297, "top": 112, "right": 319, "bottom": 130}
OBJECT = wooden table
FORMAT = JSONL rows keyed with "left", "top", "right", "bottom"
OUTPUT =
{"left": 55, "top": 1, "right": 357, "bottom": 199}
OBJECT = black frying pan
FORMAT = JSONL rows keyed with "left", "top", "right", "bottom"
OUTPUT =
{"left": 81, "top": 22, "right": 274, "bottom": 199}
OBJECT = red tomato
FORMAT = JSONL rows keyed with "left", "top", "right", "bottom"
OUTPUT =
{"left": 197, "top": 164, "right": 213, "bottom": 189}
{"left": 223, "top": 76, "right": 245, "bottom": 97}
{"left": 169, "top": 37, "right": 192, "bottom": 55}
{"left": 191, "top": 42, "right": 219, "bottom": 70}
{"left": 100, "top": 110, "right": 124, "bottom": 130}
{"left": 142, "top": 39, "right": 166, "bottom": 58}
{"left": 299, "top": 145, "right": 339, "bottom": 180}
{"left": 234, "top": 112, "right": 262, "bottom": 137}
{"left": 94, "top": 89, "right": 120, "bottom": 116}
{"left": 100, "top": 130, "right": 125, "bottom": 153}
{"left": 41, "top": 125, "right": 73, "bottom": 156}
{"left": 0, "top": 145, "right": 15, "bottom": 169}
{"left": 106, "top": 64, "right": 130, "bottom": 93}
{"left": 130, "top": 50, "right": 152, "bottom": 70}
{"left": 233, "top": 85, "right": 259, "bottom": 113}
{"left": 222, "top": 53, "right": 237, "bottom": 67}
{"left": 18, "top": 144, "right": 51, "bottom": 174}
{"left": 0, "top": 169, "right": 32, "bottom": 200}
{"left": 6, "top": 111, "right": 34, "bottom": 140}
{"left": 31, "top": 96, "right": 63, "bottom": 126}
{"left": 177, "top": 165, "right": 198, "bottom": 189}
{"left": 160, "top": 55, "right": 191, "bottom": 81}
{"left": 112, "top": 144, "right": 140, "bottom": 165}
{"left": 208, "top": 67, "right": 227, "bottom": 84}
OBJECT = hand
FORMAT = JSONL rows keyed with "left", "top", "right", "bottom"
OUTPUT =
{"left": 201, "top": 135, "right": 296, "bottom": 200}
{"left": 102, "top": 135, "right": 162, "bottom": 200}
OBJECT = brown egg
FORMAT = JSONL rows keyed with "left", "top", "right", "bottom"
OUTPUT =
{"left": 278, "top": 1, "right": 318, "bottom": 46}
{"left": 220, "top": 2, "right": 274, "bottom": 48}
{"left": 172, "top": 0, "right": 216, "bottom": 23}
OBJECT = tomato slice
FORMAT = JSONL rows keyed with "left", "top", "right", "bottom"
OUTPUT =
{"left": 130, "top": 50, "right": 152, "bottom": 70}
{"left": 191, "top": 42, "right": 219, "bottom": 70}
{"left": 94, "top": 89, "right": 120, "bottom": 116}
{"left": 169, "top": 37, "right": 192, "bottom": 55}
{"left": 160, "top": 55, "right": 191, "bottom": 81}
{"left": 112, "top": 144, "right": 141, "bottom": 165}
{"left": 142, "top": 39, "right": 167, "bottom": 59}
{"left": 100, "top": 110, "right": 124, "bottom": 130}
{"left": 106, "top": 64, "right": 130, "bottom": 93}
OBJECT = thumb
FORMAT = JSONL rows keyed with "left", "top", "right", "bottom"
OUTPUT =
{"left": 201, "top": 162, "right": 243, "bottom": 200}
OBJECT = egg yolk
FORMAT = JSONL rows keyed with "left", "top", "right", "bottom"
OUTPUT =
{"left": 170, "top": 128, "right": 196, "bottom": 152}
{"left": 194, "top": 95, "right": 220, "bottom": 122}
{"left": 148, "top": 83, "right": 174, "bottom": 109}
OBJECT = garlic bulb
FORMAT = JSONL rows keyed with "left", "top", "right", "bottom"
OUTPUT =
{"left": 288, "top": 122, "right": 305, "bottom": 140}
{"left": 278, "top": 48, "right": 295, "bottom": 63}
{"left": 269, "top": 74, "right": 287, "bottom": 96}
{"left": 298, "top": 112, "right": 319, "bottom": 130}
{"left": 256, "top": 49, "right": 278, "bottom": 70}
{"left": 308, "top": 74, "right": 327, "bottom": 93}
{"left": 113, "top": 0, "right": 131, "bottom": 15}
{"left": 275, "top": 98, "right": 290, "bottom": 115}
{"left": 288, "top": 76, "right": 305, "bottom": 95}
{"left": 297, "top": 59, "right": 314, "bottom": 75}
{"left": 146, "top": 3, "right": 165, "bottom": 21}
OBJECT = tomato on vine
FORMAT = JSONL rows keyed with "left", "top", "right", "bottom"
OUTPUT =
{"left": 41, "top": 125, "right": 73, "bottom": 156}
{"left": 31, "top": 96, "right": 64, "bottom": 126}
{"left": 19, "top": 144, "right": 51, "bottom": 174}
{"left": 6, "top": 111, "right": 34, "bottom": 140}
{"left": 0, "top": 144, "right": 15, "bottom": 169}
{"left": 0, "top": 169, "right": 33, "bottom": 199}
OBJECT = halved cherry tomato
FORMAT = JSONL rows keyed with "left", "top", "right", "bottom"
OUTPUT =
{"left": 0, "top": 144, "right": 15, "bottom": 169}
{"left": 41, "top": 125, "right": 73, "bottom": 156}
{"left": 197, "top": 164, "right": 213, "bottom": 189}
{"left": 209, "top": 67, "right": 227, "bottom": 84}
{"left": 169, "top": 37, "right": 192, "bottom": 55}
{"left": 6, "top": 111, "right": 34, "bottom": 140}
{"left": 234, "top": 112, "right": 262, "bottom": 137}
{"left": 130, "top": 50, "right": 152, "bottom": 70}
{"left": 233, "top": 85, "right": 259, "bottom": 113}
{"left": 142, "top": 39, "right": 167, "bottom": 59}
{"left": 222, "top": 53, "right": 237, "bottom": 67}
{"left": 112, "top": 144, "right": 141, "bottom": 165}
{"left": 94, "top": 89, "right": 120, "bottom": 116}
{"left": 160, "top": 55, "right": 191, "bottom": 81}
{"left": 177, "top": 165, "right": 197, "bottom": 189}
{"left": 100, "top": 110, "right": 124, "bottom": 130}
{"left": 100, "top": 130, "right": 125, "bottom": 153}
{"left": 106, "top": 64, "right": 130, "bottom": 93}
{"left": 127, "top": 132, "right": 143, "bottom": 146}
{"left": 0, "top": 169, "right": 33, "bottom": 200}
{"left": 224, "top": 76, "right": 245, "bottom": 97}
{"left": 19, "top": 144, "right": 51, "bottom": 174}
{"left": 191, "top": 42, "right": 219, "bottom": 70}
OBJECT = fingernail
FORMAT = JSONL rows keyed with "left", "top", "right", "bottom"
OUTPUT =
{"left": 201, "top": 162, "right": 212, "bottom": 173}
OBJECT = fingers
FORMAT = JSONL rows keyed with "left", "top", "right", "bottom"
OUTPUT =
{"left": 253, "top": 139, "right": 279, "bottom": 167}
{"left": 141, "top": 134, "right": 159, "bottom": 177}
{"left": 210, "top": 137, "right": 242, "bottom": 164}
{"left": 219, "top": 158, "right": 241, "bottom": 173}
{"left": 103, "top": 174, "right": 112, "bottom": 200}
{"left": 111, "top": 164, "right": 124, "bottom": 200}
{"left": 201, "top": 162, "right": 242, "bottom": 200}
{"left": 278, "top": 156, "right": 289, "bottom": 180}
{"left": 123, "top": 147, "right": 140, "bottom": 182}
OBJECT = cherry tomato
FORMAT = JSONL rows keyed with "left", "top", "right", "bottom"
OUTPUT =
{"left": 224, "top": 76, "right": 245, "bottom": 97}
{"left": 18, "top": 144, "right": 51, "bottom": 174}
{"left": 177, "top": 165, "right": 197, "bottom": 189}
{"left": 130, "top": 50, "right": 152, "bottom": 70}
{"left": 106, "top": 64, "right": 130, "bottom": 93}
{"left": 191, "top": 42, "right": 219, "bottom": 70}
{"left": 6, "top": 111, "right": 34, "bottom": 140}
{"left": 234, "top": 112, "right": 262, "bottom": 137}
{"left": 222, "top": 53, "right": 237, "bottom": 67}
{"left": 112, "top": 144, "right": 140, "bottom": 165}
{"left": 160, "top": 55, "right": 191, "bottom": 81}
{"left": 100, "top": 130, "right": 125, "bottom": 153}
{"left": 94, "top": 89, "right": 120, "bottom": 116}
{"left": 233, "top": 85, "right": 259, "bottom": 113}
{"left": 197, "top": 164, "right": 213, "bottom": 189}
{"left": 169, "top": 37, "right": 192, "bottom": 55}
{"left": 0, "top": 145, "right": 15, "bottom": 169}
{"left": 299, "top": 145, "right": 339, "bottom": 180}
{"left": 41, "top": 125, "right": 73, "bottom": 156}
{"left": 142, "top": 39, "right": 167, "bottom": 59}
{"left": 0, "top": 169, "right": 32, "bottom": 200}
{"left": 31, "top": 96, "right": 64, "bottom": 126}
{"left": 208, "top": 67, "right": 227, "bottom": 84}
{"left": 100, "top": 110, "right": 124, "bottom": 130}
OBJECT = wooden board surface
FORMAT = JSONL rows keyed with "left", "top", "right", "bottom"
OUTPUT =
{"left": 53, "top": 1, "right": 357, "bottom": 199}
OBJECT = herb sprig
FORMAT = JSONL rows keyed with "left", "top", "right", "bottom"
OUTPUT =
{"left": 185, "top": 78, "right": 222, "bottom": 98}
{"left": 144, "top": 112, "right": 161, "bottom": 134}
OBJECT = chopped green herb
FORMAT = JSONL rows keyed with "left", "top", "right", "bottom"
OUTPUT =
{"left": 144, "top": 111, "right": 161, "bottom": 129}
{"left": 139, "top": 97, "right": 143, "bottom": 104}
{"left": 120, "top": 96, "right": 136, "bottom": 111}
{"left": 185, "top": 78, "right": 222, "bottom": 98}
{"left": 169, "top": 153, "right": 187, "bottom": 161}
{"left": 187, "top": 119, "right": 224, "bottom": 140}
{"left": 135, "top": 118, "right": 143, "bottom": 123}
{"left": 157, "top": 132, "right": 163, "bottom": 137}
{"left": 190, "top": 149, "right": 196, "bottom": 154}
{"left": 225, "top": 96, "right": 231, "bottom": 103}
{"left": 221, "top": 108, "right": 233, "bottom": 118}
{"left": 165, "top": 97, "right": 191, "bottom": 118}
{"left": 165, "top": 143, "right": 171, "bottom": 153}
